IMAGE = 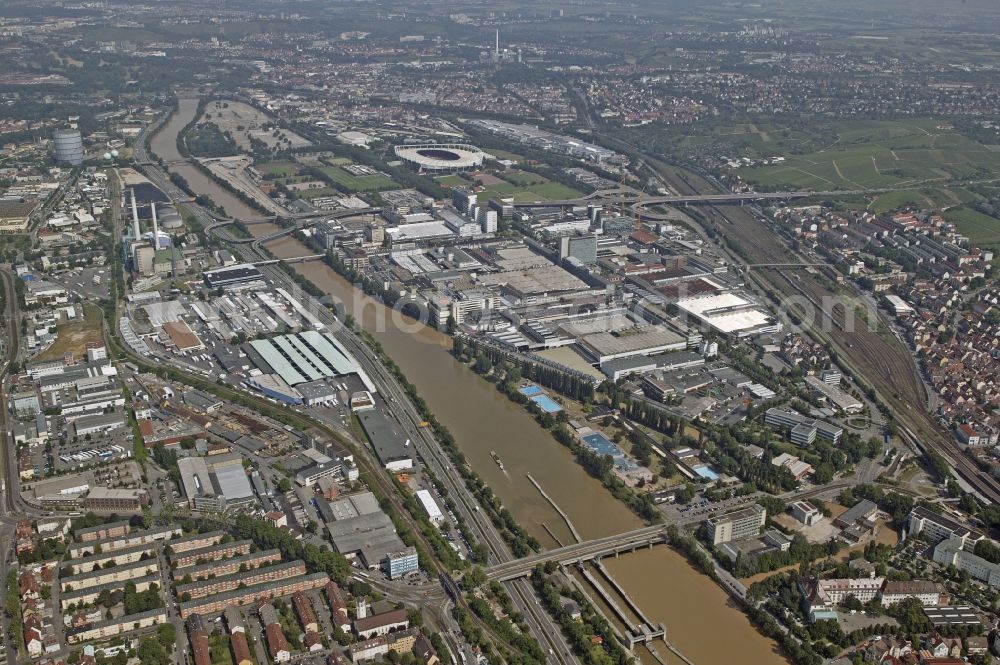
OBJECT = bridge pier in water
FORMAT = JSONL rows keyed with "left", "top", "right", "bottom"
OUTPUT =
{"left": 485, "top": 525, "right": 701, "bottom": 662}
{"left": 576, "top": 560, "right": 665, "bottom": 652}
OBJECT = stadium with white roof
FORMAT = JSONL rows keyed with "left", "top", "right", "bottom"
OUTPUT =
{"left": 394, "top": 143, "right": 485, "bottom": 172}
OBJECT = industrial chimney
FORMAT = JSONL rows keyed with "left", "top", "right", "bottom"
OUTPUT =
{"left": 150, "top": 201, "right": 159, "bottom": 249}
{"left": 129, "top": 189, "right": 141, "bottom": 241}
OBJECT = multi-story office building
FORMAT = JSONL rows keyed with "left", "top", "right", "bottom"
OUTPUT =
{"left": 83, "top": 487, "right": 148, "bottom": 513}
{"left": 706, "top": 504, "right": 766, "bottom": 545}
{"left": 764, "top": 408, "right": 843, "bottom": 444}
{"left": 477, "top": 207, "right": 498, "bottom": 233}
{"left": 908, "top": 506, "right": 984, "bottom": 550}
{"left": 933, "top": 538, "right": 1000, "bottom": 587}
{"left": 452, "top": 189, "right": 477, "bottom": 216}
{"left": 385, "top": 547, "right": 419, "bottom": 580}
{"left": 800, "top": 577, "right": 885, "bottom": 621}
{"left": 559, "top": 233, "right": 598, "bottom": 265}
{"left": 880, "top": 580, "right": 945, "bottom": 606}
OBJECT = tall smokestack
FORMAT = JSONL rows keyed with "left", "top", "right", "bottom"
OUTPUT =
{"left": 495, "top": 29, "right": 499, "bottom": 55}
{"left": 129, "top": 189, "right": 140, "bottom": 241}
{"left": 150, "top": 201, "right": 159, "bottom": 249}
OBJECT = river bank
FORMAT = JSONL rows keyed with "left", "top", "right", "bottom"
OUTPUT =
{"left": 147, "top": 97, "right": 791, "bottom": 664}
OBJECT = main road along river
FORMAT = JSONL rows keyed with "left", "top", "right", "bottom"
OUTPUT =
{"left": 149, "top": 97, "right": 789, "bottom": 664}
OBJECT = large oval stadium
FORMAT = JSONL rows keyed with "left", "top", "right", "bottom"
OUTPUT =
{"left": 394, "top": 143, "right": 484, "bottom": 172}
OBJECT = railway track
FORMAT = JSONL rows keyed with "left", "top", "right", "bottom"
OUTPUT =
{"left": 633, "top": 158, "right": 1000, "bottom": 507}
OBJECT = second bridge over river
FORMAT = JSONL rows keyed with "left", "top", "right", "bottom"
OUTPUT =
{"left": 484, "top": 524, "right": 669, "bottom": 582}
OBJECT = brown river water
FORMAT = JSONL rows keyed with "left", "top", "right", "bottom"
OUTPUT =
{"left": 150, "top": 98, "right": 789, "bottom": 663}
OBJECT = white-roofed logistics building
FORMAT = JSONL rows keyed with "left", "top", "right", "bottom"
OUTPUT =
{"left": 675, "top": 292, "right": 781, "bottom": 337}
{"left": 415, "top": 490, "right": 443, "bottom": 526}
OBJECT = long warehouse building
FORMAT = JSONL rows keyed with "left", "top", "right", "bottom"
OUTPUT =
{"left": 248, "top": 330, "right": 375, "bottom": 391}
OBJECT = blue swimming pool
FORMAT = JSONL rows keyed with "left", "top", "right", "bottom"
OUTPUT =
{"left": 581, "top": 432, "right": 637, "bottom": 471}
{"left": 530, "top": 394, "right": 563, "bottom": 413}
{"left": 694, "top": 465, "right": 720, "bottom": 481}
{"left": 582, "top": 432, "right": 617, "bottom": 456}
{"left": 519, "top": 385, "right": 543, "bottom": 397}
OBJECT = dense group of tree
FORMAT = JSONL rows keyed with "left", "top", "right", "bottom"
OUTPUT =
{"left": 455, "top": 338, "right": 596, "bottom": 402}
{"left": 183, "top": 122, "right": 239, "bottom": 158}
{"left": 233, "top": 515, "right": 351, "bottom": 582}
{"left": 531, "top": 567, "right": 632, "bottom": 665}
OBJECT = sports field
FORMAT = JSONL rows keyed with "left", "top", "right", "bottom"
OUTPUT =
{"left": 318, "top": 160, "right": 397, "bottom": 192}
{"left": 476, "top": 172, "right": 582, "bottom": 202}
{"left": 258, "top": 160, "right": 299, "bottom": 177}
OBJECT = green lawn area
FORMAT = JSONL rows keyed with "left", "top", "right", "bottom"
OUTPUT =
{"left": 325, "top": 156, "right": 353, "bottom": 166}
{"left": 486, "top": 148, "right": 524, "bottom": 161}
{"left": 868, "top": 190, "right": 935, "bottom": 213}
{"left": 943, "top": 207, "right": 1000, "bottom": 248}
{"left": 735, "top": 119, "right": 1000, "bottom": 192}
{"left": 208, "top": 634, "right": 234, "bottom": 665}
{"left": 36, "top": 304, "right": 104, "bottom": 361}
{"left": 477, "top": 174, "right": 582, "bottom": 202}
{"left": 503, "top": 170, "right": 549, "bottom": 186}
{"left": 318, "top": 166, "right": 397, "bottom": 192}
{"left": 435, "top": 174, "right": 470, "bottom": 187}
{"left": 276, "top": 176, "right": 313, "bottom": 186}
{"left": 297, "top": 186, "right": 339, "bottom": 199}
{"left": 532, "top": 181, "right": 584, "bottom": 199}
{"left": 258, "top": 160, "right": 299, "bottom": 177}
